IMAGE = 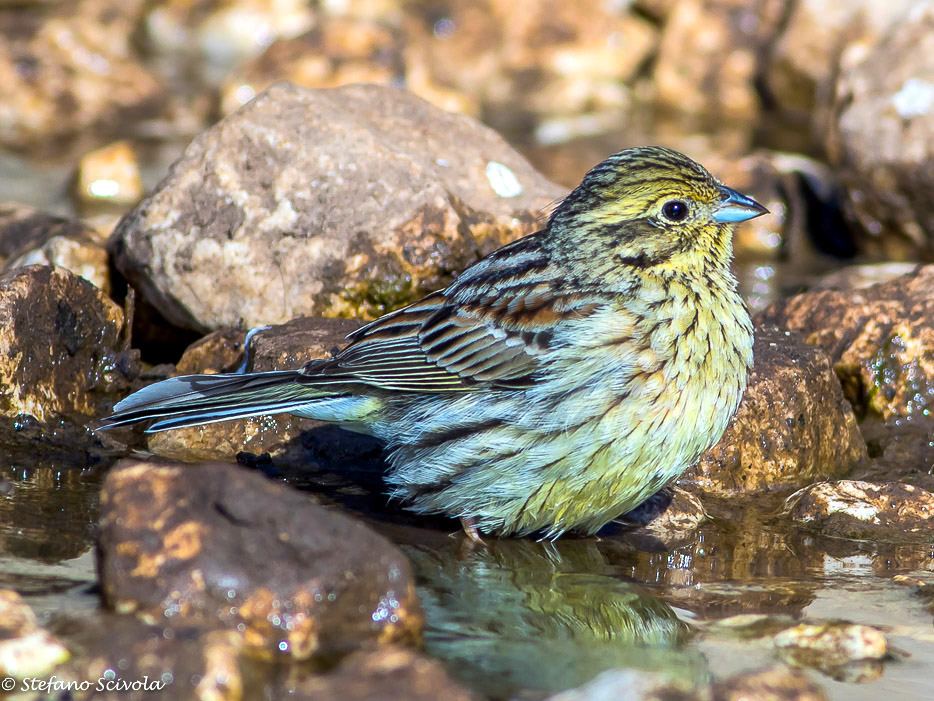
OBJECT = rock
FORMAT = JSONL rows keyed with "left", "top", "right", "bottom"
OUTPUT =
{"left": 0, "top": 0, "right": 164, "bottom": 151}
{"left": 773, "top": 622, "right": 887, "bottom": 682}
{"left": 73, "top": 140, "right": 144, "bottom": 208}
{"left": 620, "top": 486, "right": 709, "bottom": 546}
{"left": 713, "top": 664, "right": 828, "bottom": 701}
{"left": 783, "top": 480, "right": 934, "bottom": 542}
{"left": 97, "top": 460, "right": 421, "bottom": 659}
{"left": 652, "top": 0, "right": 785, "bottom": 122}
{"left": 220, "top": 17, "right": 475, "bottom": 118}
{"left": 143, "top": 0, "right": 316, "bottom": 86}
{"left": 0, "top": 202, "right": 101, "bottom": 265}
{"left": 0, "top": 265, "right": 137, "bottom": 425}
{"left": 145, "top": 316, "right": 360, "bottom": 462}
{"left": 826, "top": 4, "right": 934, "bottom": 258}
{"left": 402, "top": 0, "right": 656, "bottom": 135}
{"left": 757, "top": 265, "right": 934, "bottom": 424}
{"left": 5, "top": 235, "right": 111, "bottom": 294}
{"left": 545, "top": 668, "right": 699, "bottom": 701}
{"left": 0, "top": 589, "right": 70, "bottom": 679}
{"left": 764, "top": 0, "right": 916, "bottom": 124}
{"left": 813, "top": 262, "right": 919, "bottom": 291}
{"left": 680, "top": 326, "right": 866, "bottom": 497}
{"left": 110, "top": 82, "right": 564, "bottom": 332}
{"left": 61, "top": 617, "right": 242, "bottom": 701}
{"left": 282, "top": 646, "right": 478, "bottom": 701}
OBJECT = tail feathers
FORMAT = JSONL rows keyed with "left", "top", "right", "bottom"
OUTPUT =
{"left": 103, "top": 371, "right": 339, "bottom": 432}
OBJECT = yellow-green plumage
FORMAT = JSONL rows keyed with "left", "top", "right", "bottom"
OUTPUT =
{"left": 105, "top": 147, "right": 764, "bottom": 538}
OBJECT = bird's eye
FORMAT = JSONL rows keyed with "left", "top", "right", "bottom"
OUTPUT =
{"left": 662, "top": 200, "right": 689, "bottom": 222}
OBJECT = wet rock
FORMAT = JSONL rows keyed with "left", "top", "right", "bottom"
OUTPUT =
{"left": 110, "top": 82, "right": 563, "bottom": 332}
{"left": 0, "top": 265, "right": 137, "bottom": 425}
{"left": 0, "top": 589, "right": 70, "bottom": 679}
{"left": 783, "top": 480, "right": 934, "bottom": 542}
{"left": 61, "top": 616, "right": 242, "bottom": 701}
{"left": 220, "top": 17, "right": 474, "bottom": 118}
{"left": 620, "top": 486, "right": 708, "bottom": 546}
{"left": 652, "top": 0, "right": 785, "bottom": 122}
{"left": 402, "top": 0, "right": 656, "bottom": 136}
{"left": 680, "top": 326, "right": 866, "bottom": 497}
{"left": 713, "top": 664, "right": 828, "bottom": 701}
{"left": 73, "top": 140, "right": 144, "bottom": 208}
{"left": 0, "top": 0, "right": 164, "bottom": 152}
{"left": 97, "top": 460, "right": 421, "bottom": 659}
{"left": 757, "top": 265, "right": 934, "bottom": 425}
{"left": 826, "top": 4, "right": 934, "bottom": 258}
{"left": 145, "top": 316, "right": 360, "bottom": 462}
{"left": 773, "top": 622, "right": 887, "bottom": 680}
{"left": 546, "top": 668, "right": 699, "bottom": 701}
{"left": 143, "top": 0, "right": 316, "bottom": 86}
{"left": 764, "top": 0, "right": 915, "bottom": 125}
{"left": 282, "top": 646, "right": 478, "bottom": 701}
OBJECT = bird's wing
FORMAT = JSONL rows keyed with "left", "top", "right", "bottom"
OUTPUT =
{"left": 300, "top": 290, "right": 553, "bottom": 391}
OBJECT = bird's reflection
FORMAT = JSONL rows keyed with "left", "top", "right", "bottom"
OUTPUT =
{"left": 403, "top": 538, "right": 708, "bottom": 699}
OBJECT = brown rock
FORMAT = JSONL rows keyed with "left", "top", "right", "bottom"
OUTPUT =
{"left": 652, "top": 0, "right": 785, "bottom": 122}
{"left": 110, "top": 82, "right": 564, "bottom": 332}
{"left": 62, "top": 617, "right": 242, "bottom": 701}
{"left": 5, "top": 235, "right": 111, "bottom": 294}
{"left": 0, "top": 0, "right": 164, "bottom": 151}
{"left": 764, "top": 0, "right": 916, "bottom": 123}
{"left": 783, "top": 479, "right": 934, "bottom": 542}
{"left": 402, "top": 0, "right": 656, "bottom": 135}
{"left": 826, "top": 4, "right": 934, "bottom": 258}
{"left": 0, "top": 265, "right": 137, "bottom": 424}
{"left": 773, "top": 622, "right": 887, "bottom": 669}
{"left": 283, "top": 646, "right": 478, "bottom": 701}
{"left": 146, "top": 316, "right": 360, "bottom": 462}
{"left": 713, "top": 664, "right": 828, "bottom": 701}
{"left": 621, "top": 486, "right": 709, "bottom": 546}
{"left": 0, "top": 202, "right": 101, "bottom": 264}
{"left": 681, "top": 325, "right": 866, "bottom": 497}
{"left": 0, "top": 589, "right": 70, "bottom": 679}
{"left": 97, "top": 460, "right": 421, "bottom": 659}
{"left": 757, "top": 265, "right": 934, "bottom": 424}
{"left": 73, "top": 140, "right": 144, "bottom": 208}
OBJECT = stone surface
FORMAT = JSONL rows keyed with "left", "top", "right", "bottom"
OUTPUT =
{"left": 652, "top": 0, "right": 785, "bottom": 122}
{"left": 282, "top": 646, "right": 478, "bottom": 701}
{"left": 620, "top": 486, "right": 709, "bottom": 546}
{"left": 713, "top": 664, "right": 828, "bottom": 701}
{"left": 0, "top": 589, "right": 70, "bottom": 679}
{"left": 826, "top": 4, "right": 934, "bottom": 258}
{"left": 402, "top": 0, "right": 656, "bottom": 135}
{"left": 546, "top": 668, "right": 698, "bottom": 701}
{"left": 74, "top": 140, "right": 144, "bottom": 208}
{"left": 773, "top": 622, "right": 888, "bottom": 669}
{"left": 5, "top": 235, "right": 111, "bottom": 294}
{"left": 61, "top": 617, "right": 243, "bottom": 701}
{"left": 757, "top": 265, "right": 934, "bottom": 425}
{"left": 0, "top": 265, "right": 137, "bottom": 424}
{"left": 97, "top": 460, "right": 421, "bottom": 659}
{"left": 110, "top": 82, "right": 564, "bottom": 332}
{"left": 0, "top": 202, "right": 100, "bottom": 265}
{"left": 783, "top": 480, "right": 934, "bottom": 542}
{"left": 680, "top": 325, "right": 866, "bottom": 497}
{"left": 145, "top": 316, "right": 360, "bottom": 462}
{"left": 0, "top": 0, "right": 164, "bottom": 151}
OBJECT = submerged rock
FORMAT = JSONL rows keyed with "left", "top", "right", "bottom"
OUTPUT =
{"left": 773, "top": 622, "right": 888, "bottom": 667}
{"left": 713, "top": 664, "right": 828, "bottom": 701}
{"left": 282, "top": 646, "right": 478, "bottom": 701}
{"left": 0, "top": 589, "right": 70, "bottom": 679}
{"left": 110, "top": 82, "right": 563, "bottom": 332}
{"left": 0, "top": 265, "right": 137, "bottom": 426}
{"left": 681, "top": 326, "right": 866, "bottom": 496}
{"left": 97, "top": 460, "right": 421, "bottom": 659}
{"left": 783, "top": 479, "right": 934, "bottom": 542}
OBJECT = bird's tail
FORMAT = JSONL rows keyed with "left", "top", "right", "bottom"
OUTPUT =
{"left": 101, "top": 371, "right": 339, "bottom": 432}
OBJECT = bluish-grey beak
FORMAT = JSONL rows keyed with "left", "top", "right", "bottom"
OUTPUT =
{"left": 713, "top": 186, "right": 769, "bottom": 223}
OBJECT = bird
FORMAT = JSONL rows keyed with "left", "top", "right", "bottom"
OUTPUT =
{"left": 103, "top": 146, "right": 766, "bottom": 540}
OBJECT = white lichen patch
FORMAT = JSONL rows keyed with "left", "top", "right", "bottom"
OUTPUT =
{"left": 892, "top": 78, "right": 934, "bottom": 118}
{"left": 485, "top": 161, "right": 523, "bottom": 198}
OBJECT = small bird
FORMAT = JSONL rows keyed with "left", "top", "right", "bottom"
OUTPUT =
{"left": 104, "top": 146, "right": 765, "bottom": 539}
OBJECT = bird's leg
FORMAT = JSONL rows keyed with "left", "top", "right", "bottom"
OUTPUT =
{"left": 459, "top": 516, "right": 483, "bottom": 544}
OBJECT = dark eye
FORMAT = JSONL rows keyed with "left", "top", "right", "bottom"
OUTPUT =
{"left": 662, "top": 200, "right": 689, "bottom": 222}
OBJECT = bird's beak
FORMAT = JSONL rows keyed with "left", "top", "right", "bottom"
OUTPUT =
{"left": 713, "top": 186, "right": 769, "bottom": 223}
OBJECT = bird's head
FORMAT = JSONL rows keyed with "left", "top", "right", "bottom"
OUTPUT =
{"left": 547, "top": 146, "right": 768, "bottom": 278}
